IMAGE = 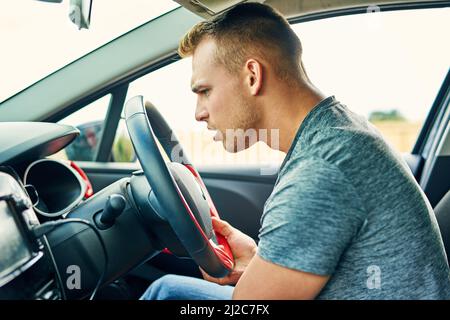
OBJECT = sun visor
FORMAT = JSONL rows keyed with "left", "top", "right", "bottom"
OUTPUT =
{"left": 174, "top": 0, "right": 252, "bottom": 18}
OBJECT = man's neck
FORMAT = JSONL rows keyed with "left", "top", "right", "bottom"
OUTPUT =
{"left": 259, "top": 82, "right": 326, "bottom": 153}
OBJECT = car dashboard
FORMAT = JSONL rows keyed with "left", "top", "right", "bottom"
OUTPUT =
{"left": 0, "top": 122, "right": 81, "bottom": 299}
{"left": 0, "top": 122, "right": 161, "bottom": 300}
{"left": 0, "top": 167, "right": 61, "bottom": 299}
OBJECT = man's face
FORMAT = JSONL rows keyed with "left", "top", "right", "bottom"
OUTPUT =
{"left": 191, "top": 38, "right": 260, "bottom": 153}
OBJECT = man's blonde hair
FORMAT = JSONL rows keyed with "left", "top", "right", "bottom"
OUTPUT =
{"left": 178, "top": 3, "right": 306, "bottom": 83}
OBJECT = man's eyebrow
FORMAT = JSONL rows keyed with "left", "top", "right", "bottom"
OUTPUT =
{"left": 191, "top": 84, "right": 204, "bottom": 93}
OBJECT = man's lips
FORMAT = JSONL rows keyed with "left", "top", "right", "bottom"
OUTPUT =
{"left": 207, "top": 127, "right": 222, "bottom": 141}
{"left": 213, "top": 130, "right": 222, "bottom": 141}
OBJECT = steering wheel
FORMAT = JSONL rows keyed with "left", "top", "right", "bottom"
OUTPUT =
{"left": 124, "top": 95, "right": 234, "bottom": 278}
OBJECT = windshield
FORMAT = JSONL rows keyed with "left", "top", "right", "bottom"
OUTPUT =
{"left": 0, "top": 0, "right": 178, "bottom": 103}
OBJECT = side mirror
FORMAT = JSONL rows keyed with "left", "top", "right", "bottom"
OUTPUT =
{"left": 64, "top": 120, "right": 137, "bottom": 163}
{"left": 65, "top": 120, "right": 103, "bottom": 161}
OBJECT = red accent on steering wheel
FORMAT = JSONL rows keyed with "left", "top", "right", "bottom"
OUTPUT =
{"left": 184, "top": 164, "right": 234, "bottom": 269}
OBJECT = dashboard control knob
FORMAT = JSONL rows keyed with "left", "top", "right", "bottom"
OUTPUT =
{"left": 98, "top": 194, "right": 126, "bottom": 228}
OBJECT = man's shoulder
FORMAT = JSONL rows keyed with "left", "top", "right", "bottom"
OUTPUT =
{"left": 280, "top": 154, "right": 341, "bottom": 177}
{"left": 271, "top": 154, "right": 364, "bottom": 211}
{"left": 288, "top": 106, "right": 390, "bottom": 176}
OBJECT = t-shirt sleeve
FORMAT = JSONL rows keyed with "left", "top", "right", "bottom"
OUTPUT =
{"left": 258, "top": 156, "right": 366, "bottom": 275}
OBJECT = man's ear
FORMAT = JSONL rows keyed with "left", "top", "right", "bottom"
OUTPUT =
{"left": 244, "top": 59, "right": 263, "bottom": 96}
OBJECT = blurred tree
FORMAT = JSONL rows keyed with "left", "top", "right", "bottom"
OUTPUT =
{"left": 112, "top": 134, "right": 135, "bottom": 162}
{"left": 369, "top": 110, "right": 406, "bottom": 122}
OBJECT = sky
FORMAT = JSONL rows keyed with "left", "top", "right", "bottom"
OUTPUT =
{"left": 0, "top": 1, "right": 449, "bottom": 128}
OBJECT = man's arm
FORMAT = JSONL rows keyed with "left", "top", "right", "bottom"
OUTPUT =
{"left": 202, "top": 217, "right": 329, "bottom": 299}
{"left": 233, "top": 254, "right": 329, "bottom": 300}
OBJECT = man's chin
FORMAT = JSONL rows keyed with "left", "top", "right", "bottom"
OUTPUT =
{"left": 222, "top": 140, "right": 250, "bottom": 153}
{"left": 212, "top": 129, "right": 257, "bottom": 153}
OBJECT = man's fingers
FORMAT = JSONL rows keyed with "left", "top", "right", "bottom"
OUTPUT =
{"left": 199, "top": 267, "right": 227, "bottom": 285}
{"left": 199, "top": 267, "right": 212, "bottom": 280}
{"left": 211, "top": 217, "right": 233, "bottom": 238}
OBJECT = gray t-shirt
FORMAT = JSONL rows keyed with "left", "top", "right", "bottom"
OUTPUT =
{"left": 258, "top": 96, "right": 450, "bottom": 299}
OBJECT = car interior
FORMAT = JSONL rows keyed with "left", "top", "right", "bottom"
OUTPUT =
{"left": 0, "top": 0, "right": 449, "bottom": 300}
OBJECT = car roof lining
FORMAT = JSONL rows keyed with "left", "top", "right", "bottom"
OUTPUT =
{"left": 174, "top": 0, "right": 448, "bottom": 19}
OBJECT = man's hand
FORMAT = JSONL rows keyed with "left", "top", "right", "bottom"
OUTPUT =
{"left": 200, "top": 217, "right": 257, "bottom": 285}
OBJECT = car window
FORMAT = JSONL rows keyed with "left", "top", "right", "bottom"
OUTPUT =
{"left": 292, "top": 7, "right": 449, "bottom": 153}
{"left": 114, "top": 7, "right": 449, "bottom": 166}
{"left": 112, "top": 119, "right": 137, "bottom": 163}
{"left": 52, "top": 94, "right": 111, "bottom": 161}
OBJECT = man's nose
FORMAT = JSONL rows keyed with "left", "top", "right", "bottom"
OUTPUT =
{"left": 195, "top": 105, "right": 208, "bottom": 122}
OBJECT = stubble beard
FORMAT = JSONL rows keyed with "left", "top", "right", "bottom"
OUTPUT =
{"left": 220, "top": 94, "right": 261, "bottom": 153}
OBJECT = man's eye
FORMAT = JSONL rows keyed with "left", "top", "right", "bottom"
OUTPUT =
{"left": 201, "top": 89, "right": 210, "bottom": 97}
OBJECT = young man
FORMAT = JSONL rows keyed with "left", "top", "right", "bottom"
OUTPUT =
{"left": 141, "top": 3, "right": 450, "bottom": 299}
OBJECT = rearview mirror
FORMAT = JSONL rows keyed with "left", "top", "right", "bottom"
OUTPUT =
{"left": 34, "top": 0, "right": 92, "bottom": 30}
{"left": 68, "top": 0, "right": 92, "bottom": 30}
